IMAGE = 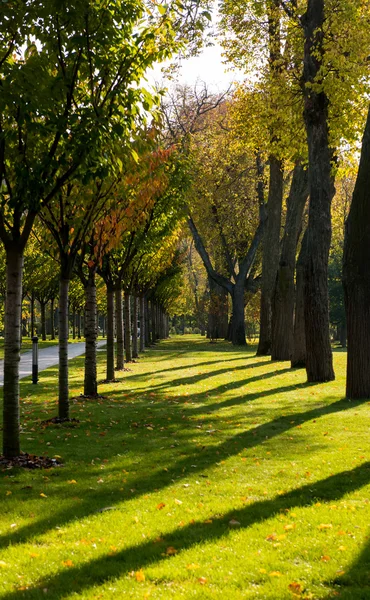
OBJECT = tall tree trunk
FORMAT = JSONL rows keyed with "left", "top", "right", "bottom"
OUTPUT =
{"left": 302, "top": 0, "right": 335, "bottom": 382}
{"left": 124, "top": 292, "right": 132, "bottom": 361}
{"left": 208, "top": 277, "right": 229, "bottom": 341}
{"left": 72, "top": 310, "right": 76, "bottom": 339}
{"left": 257, "top": 156, "right": 284, "bottom": 355}
{"left": 272, "top": 164, "right": 309, "bottom": 360}
{"left": 132, "top": 295, "right": 138, "bottom": 358}
{"left": 145, "top": 298, "right": 150, "bottom": 347}
{"left": 50, "top": 298, "right": 55, "bottom": 340}
{"left": 40, "top": 301, "right": 47, "bottom": 341}
{"left": 343, "top": 106, "right": 370, "bottom": 398}
{"left": 84, "top": 271, "right": 98, "bottom": 397}
{"left": 77, "top": 312, "right": 81, "bottom": 339}
{"left": 102, "top": 315, "right": 105, "bottom": 338}
{"left": 230, "top": 282, "right": 246, "bottom": 346}
{"left": 58, "top": 277, "right": 70, "bottom": 419}
{"left": 2, "top": 246, "right": 23, "bottom": 457}
{"left": 30, "top": 291, "right": 35, "bottom": 338}
{"left": 151, "top": 301, "right": 157, "bottom": 344}
{"left": 340, "top": 320, "right": 347, "bottom": 349}
{"left": 106, "top": 285, "right": 115, "bottom": 381}
{"left": 115, "top": 288, "right": 124, "bottom": 370}
{"left": 140, "top": 296, "right": 145, "bottom": 352}
{"left": 291, "top": 230, "right": 308, "bottom": 369}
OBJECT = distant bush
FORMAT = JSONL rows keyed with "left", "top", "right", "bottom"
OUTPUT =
{"left": 193, "top": 327, "right": 200, "bottom": 334}
{"left": 184, "top": 327, "right": 192, "bottom": 334}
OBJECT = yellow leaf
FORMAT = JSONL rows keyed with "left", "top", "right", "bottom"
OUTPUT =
{"left": 68, "top": 480, "right": 77, "bottom": 485}
{"left": 186, "top": 563, "right": 200, "bottom": 570}
{"left": 288, "top": 582, "right": 303, "bottom": 593}
{"left": 321, "top": 555, "right": 331, "bottom": 562}
{"left": 135, "top": 570, "right": 145, "bottom": 582}
{"left": 40, "top": 493, "right": 47, "bottom": 498}
{"left": 198, "top": 577, "right": 207, "bottom": 585}
{"left": 174, "top": 499, "right": 182, "bottom": 505}
{"left": 269, "top": 571, "right": 282, "bottom": 577}
{"left": 166, "top": 546, "right": 177, "bottom": 555}
{"left": 319, "top": 524, "right": 333, "bottom": 530}
{"left": 284, "top": 523, "right": 296, "bottom": 531}
{"left": 156, "top": 502, "right": 166, "bottom": 510}
{"left": 338, "top": 545, "right": 347, "bottom": 551}
{"left": 6, "top": 491, "right": 12, "bottom": 496}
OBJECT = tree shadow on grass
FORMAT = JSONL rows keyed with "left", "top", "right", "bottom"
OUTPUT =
{"left": 0, "top": 396, "right": 358, "bottom": 554}
{"left": 1, "top": 461, "right": 370, "bottom": 600}
{"left": 323, "top": 539, "right": 370, "bottom": 599}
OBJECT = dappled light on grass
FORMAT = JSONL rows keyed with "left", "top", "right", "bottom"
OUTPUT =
{"left": 0, "top": 335, "right": 369, "bottom": 599}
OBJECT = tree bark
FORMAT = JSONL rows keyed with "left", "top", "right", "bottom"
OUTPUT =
{"left": 302, "top": 0, "right": 335, "bottom": 382}
{"left": 72, "top": 310, "right": 76, "bottom": 339}
{"left": 230, "top": 282, "right": 246, "bottom": 346}
{"left": 58, "top": 277, "right": 70, "bottom": 419}
{"left": 257, "top": 156, "right": 284, "bottom": 355}
{"left": 151, "top": 301, "right": 156, "bottom": 344}
{"left": 2, "top": 246, "right": 23, "bottom": 457}
{"left": 50, "top": 298, "right": 55, "bottom": 340}
{"left": 30, "top": 291, "right": 35, "bottom": 338}
{"left": 145, "top": 298, "right": 150, "bottom": 347}
{"left": 115, "top": 288, "right": 124, "bottom": 370}
{"left": 84, "top": 271, "right": 98, "bottom": 397}
{"left": 340, "top": 320, "right": 347, "bottom": 349}
{"left": 343, "top": 105, "right": 370, "bottom": 398}
{"left": 140, "top": 296, "right": 145, "bottom": 352}
{"left": 132, "top": 295, "right": 138, "bottom": 358}
{"left": 291, "top": 230, "right": 308, "bottom": 369}
{"left": 272, "top": 164, "right": 309, "bottom": 360}
{"left": 40, "top": 301, "right": 47, "bottom": 341}
{"left": 124, "top": 292, "right": 132, "bottom": 361}
{"left": 106, "top": 285, "right": 115, "bottom": 381}
{"left": 77, "top": 312, "right": 81, "bottom": 339}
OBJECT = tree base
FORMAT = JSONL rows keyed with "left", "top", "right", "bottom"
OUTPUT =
{"left": 40, "top": 417, "right": 80, "bottom": 426}
{"left": 0, "top": 452, "right": 63, "bottom": 469}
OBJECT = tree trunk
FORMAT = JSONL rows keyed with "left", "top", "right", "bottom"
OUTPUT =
{"left": 2, "top": 245, "right": 23, "bottom": 457}
{"left": 343, "top": 105, "right": 370, "bottom": 398}
{"left": 208, "top": 276, "right": 229, "bottom": 341}
{"left": 140, "top": 296, "right": 145, "bottom": 352}
{"left": 340, "top": 320, "right": 347, "bottom": 349}
{"left": 50, "top": 298, "right": 55, "bottom": 340}
{"left": 77, "top": 312, "right": 81, "bottom": 339}
{"left": 272, "top": 164, "right": 309, "bottom": 360}
{"left": 115, "top": 288, "right": 124, "bottom": 370}
{"left": 145, "top": 298, "right": 150, "bottom": 347}
{"left": 124, "top": 292, "right": 132, "bottom": 361}
{"left": 291, "top": 230, "right": 308, "bottom": 369}
{"left": 257, "top": 156, "right": 284, "bottom": 355}
{"left": 302, "top": 0, "right": 335, "bottom": 383}
{"left": 151, "top": 301, "right": 157, "bottom": 344}
{"left": 106, "top": 285, "right": 115, "bottom": 381}
{"left": 230, "top": 282, "right": 246, "bottom": 346}
{"left": 40, "top": 302, "right": 47, "bottom": 341}
{"left": 84, "top": 271, "right": 98, "bottom": 397}
{"left": 58, "top": 277, "right": 70, "bottom": 419}
{"left": 30, "top": 291, "right": 35, "bottom": 338}
{"left": 72, "top": 310, "right": 76, "bottom": 339}
{"left": 132, "top": 295, "right": 138, "bottom": 358}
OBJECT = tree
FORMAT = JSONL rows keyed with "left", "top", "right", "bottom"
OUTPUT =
{"left": 0, "top": 0, "right": 179, "bottom": 456}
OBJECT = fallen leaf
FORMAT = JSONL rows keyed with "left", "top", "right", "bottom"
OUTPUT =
{"left": 229, "top": 519, "right": 241, "bottom": 527}
{"left": 321, "top": 555, "right": 331, "bottom": 562}
{"left": 174, "top": 499, "right": 182, "bottom": 505}
{"left": 186, "top": 563, "right": 200, "bottom": 570}
{"left": 166, "top": 546, "right": 177, "bottom": 555}
{"left": 135, "top": 570, "right": 145, "bottom": 582}
{"left": 269, "top": 571, "right": 282, "bottom": 577}
{"left": 284, "top": 523, "right": 296, "bottom": 531}
{"left": 288, "top": 582, "right": 303, "bottom": 593}
{"left": 319, "top": 524, "right": 332, "bottom": 530}
{"left": 156, "top": 502, "right": 166, "bottom": 510}
{"left": 68, "top": 480, "right": 77, "bottom": 485}
{"left": 198, "top": 577, "right": 207, "bottom": 585}
{"left": 6, "top": 491, "right": 11, "bottom": 496}
{"left": 40, "top": 493, "right": 47, "bottom": 498}
{"left": 62, "top": 560, "right": 73, "bottom": 567}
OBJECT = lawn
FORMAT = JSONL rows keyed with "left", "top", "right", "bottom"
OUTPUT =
{"left": 0, "top": 335, "right": 369, "bottom": 599}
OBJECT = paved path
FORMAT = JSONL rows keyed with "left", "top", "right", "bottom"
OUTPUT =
{"left": 0, "top": 340, "right": 106, "bottom": 386}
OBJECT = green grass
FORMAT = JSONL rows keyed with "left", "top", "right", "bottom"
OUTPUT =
{"left": 0, "top": 335, "right": 369, "bottom": 599}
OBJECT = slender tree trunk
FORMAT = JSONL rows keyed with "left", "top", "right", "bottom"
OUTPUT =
{"left": 230, "top": 282, "right": 246, "bottom": 346}
{"left": 106, "top": 285, "right": 115, "bottom": 381}
{"left": 58, "top": 277, "right": 70, "bottom": 419}
{"left": 102, "top": 315, "right": 105, "bottom": 338}
{"left": 115, "top": 288, "right": 124, "bottom": 370}
{"left": 343, "top": 106, "right": 370, "bottom": 398}
{"left": 291, "top": 231, "right": 308, "bottom": 369}
{"left": 72, "top": 310, "right": 76, "bottom": 339}
{"left": 77, "top": 312, "right": 81, "bottom": 339}
{"left": 151, "top": 301, "right": 156, "bottom": 344}
{"left": 302, "top": 0, "right": 335, "bottom": 382}
{"left": 340, "top": 321, "right": 347, "bottom": 349}
{"left": 140, "top": 296, "right": 145, "bottom": 352}
{"left": 40, "top": 302, "right": 47, "bottom": 341}
{"left": 84, "top": 271, "right": 98, "bottom": 397}
{"left": 257, "top": 157, "right": 284, "bottom": 355}
{"left": 145, "top": 298, "right": 150, "bottom": 347}
{"left": 30, "top": 291, "right": 35, "bottom": 338}
{"left": 50, "top": 298, "right": 55, "bottom": 340}
{"left": 124, "top": 292, "right": 132, "bottom": 361}
{"left": 132, "top": 295, "right": 138, "bottom": 358}
{"left": 2, "top": 246, "right": 23, "bottom": 457}
{"left": 272, "top": 164, "right": 309, "bottom": 360}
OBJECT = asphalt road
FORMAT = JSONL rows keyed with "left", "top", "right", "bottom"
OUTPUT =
{"left": 0, "top": 340, "right": 106, "bottom": 386}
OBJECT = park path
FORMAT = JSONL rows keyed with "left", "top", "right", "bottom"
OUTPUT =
{"left": 0, "top": 340, "right": 106, "bottom": 386}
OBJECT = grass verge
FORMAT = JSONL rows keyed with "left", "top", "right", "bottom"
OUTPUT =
{"left": 0, "top": 335, "right": 369, "bottom": 599}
